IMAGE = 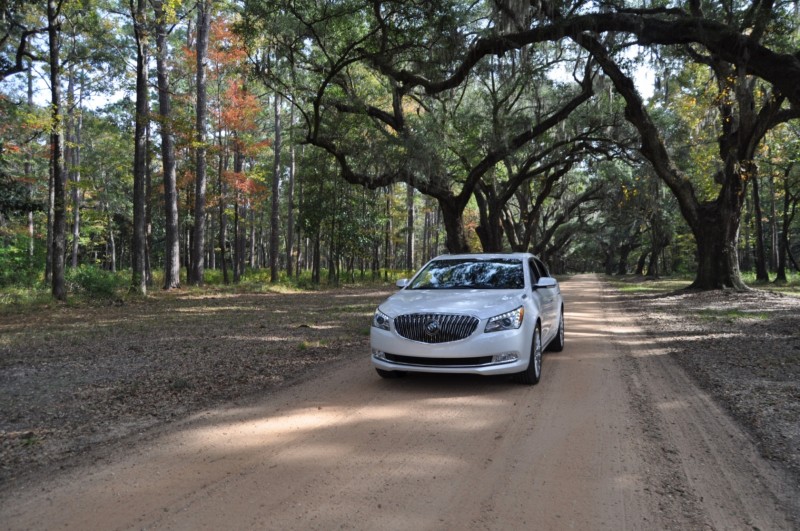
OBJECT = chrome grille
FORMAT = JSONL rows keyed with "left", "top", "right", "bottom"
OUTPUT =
{"left": 394, "top": 313, "right": 479, "bottom": 344}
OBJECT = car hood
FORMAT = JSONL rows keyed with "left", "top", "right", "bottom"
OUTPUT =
{"left": 379, "top": 289, "right": 527, "bottom": 320}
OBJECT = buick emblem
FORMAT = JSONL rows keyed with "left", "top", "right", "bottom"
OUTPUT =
{"left": 424, "top": 319, "right": 441, "bottom": 336}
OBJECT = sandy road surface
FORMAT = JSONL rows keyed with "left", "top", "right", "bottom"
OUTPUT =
{"left": 2, "top": 275, "right": 796, "bottom": 530}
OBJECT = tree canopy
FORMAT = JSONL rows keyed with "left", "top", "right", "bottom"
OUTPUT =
{"left": 0, "top": 0, "right": 798, "bottom": 294}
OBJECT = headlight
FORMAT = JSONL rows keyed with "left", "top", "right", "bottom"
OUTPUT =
{"left": 372, "top": 309, "right": 391, "bottom": 331}
{"left": 485, "top": 306, "right": 524, "bottom": 333}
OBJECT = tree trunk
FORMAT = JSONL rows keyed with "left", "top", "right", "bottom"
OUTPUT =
{"left": 751, "top": 173, "right": 769, "bottom": 281}
{"left": 108, "top": 208, "right": 116, "bottom": 272}
{"left": 328, "top": 186, "right": 338, "bottom": 285}
{"left": 145, "top": 117, "right": 153, "bottom": 286}
{"left": 68, "top": 71, "right": 83, "bottom": 268}
{"left": 474, "top": 188, "right": 504, "bottom": 253}
{"left": 645, "top": 247, "right": 659, "bottom": 278}
{"left": 768, "top": 169, "right": 779, "bottom": 272}
{"left": 635, "top": 253, "right": 647, "bottom": 276}
{"left": 603, "top": 246, "right": 614, "bottom": 276}
{"left": 690, "top": 201, "right": 748, "bottom": 290}
{"left": 433, "top": 207, "right": 441, "bottom": 258}
{"left": 155, "top": 2, "right": 180, "bottom": 289}
{"left": 249, "top": 207, "right": 255, "bottom": 270}
{"left": 285, "top": 105, "right": 295, "bottom": 277}
{"left": 616, "top": 244, "right": 634, "bottom": 275}
{"left": 312, "top": 230, "right": 320, "bottom": 285}
{"left": 645, "top": 221, "right": 669, "bottom": 278}
{"left": 190, "top": 0, "right": 210, "bottom": 286}
{"left": 238, "top": 206, "right": 246, "bottom": 278}
{"left": 775, "top": 165, "right": 797, "bottom": 283}
{"left": 233, "top": 149, "right": 245, "bottom": 282}
{"left": 218, "top": 136, "right": 229, "bottom": 284}
{"left": 438, "top": 198, "right": 470, "bottom": 253}
{"left": 131, "top": 0, "right": 149, "bottom": 296}
{"left": 26, "top": 63, "right": 34, "bottom": 262}
{"left": 48, "top": 0, "right": 66, "bottom": 300}
{"left": 405, "top": 184, "right": 414, "bottom": 269}
{"left": 270, "top": 93, "right": 282, "bottom": 283}
{"left": 384, "top": 185, "right": 393, "bottom": 278}
{"left": 742, "top": 196, "right": 753, "bottom": 272}
{"left": 233, "top": 189, "right": 240, "bottom": 283}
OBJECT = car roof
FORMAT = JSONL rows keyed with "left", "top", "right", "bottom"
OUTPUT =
{"left": 430, "top": 253, "right": 535, "bottom": 261}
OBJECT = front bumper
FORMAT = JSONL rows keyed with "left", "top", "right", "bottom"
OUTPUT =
{"left": 370, "top": 324, "right": 531, "bottom": 376}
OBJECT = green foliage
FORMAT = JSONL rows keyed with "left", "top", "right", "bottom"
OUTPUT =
{"left": 1, "top": 0, "right": 797, "bottom": 298}
{"left": 66, "top": 265, "right": 126, "bottom": 299}
{"left": 0, "top": 235, "right": 42, "bottom": 287}
{"left": 0, "top": 284, "right": 50, "bottom": 308}
{"left": 0, "top": 174, "right": 43, "bottom": 215}
{"left": 695, "top": 308, "right": 771, "bottom": 321}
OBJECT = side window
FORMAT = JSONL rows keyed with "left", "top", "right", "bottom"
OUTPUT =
{"left": 534, "top": 258, "right": 551, "bottom": 278}
{"left": 528, "top": 259, "right": 541, "bottom": 285}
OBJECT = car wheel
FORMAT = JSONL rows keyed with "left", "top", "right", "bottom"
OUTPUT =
{"left": 514, "top": 324, "right": 542, "bottom": 385}
{"left": 547, "top": 307, "right": 565, "bottom": 352}
{"left": 376, "top": 368, "right": 406, "bottom": 379}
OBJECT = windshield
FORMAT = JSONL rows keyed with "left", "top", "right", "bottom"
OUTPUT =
{"left": 408, "top": 258, "right": 525, "bottom": 290}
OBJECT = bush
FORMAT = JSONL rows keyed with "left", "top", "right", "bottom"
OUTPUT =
{"left": 66, "top": 266, "right": 126, "bottom": 299}
{"left": 0, "top": 239, "right": 41, "bottom": 288}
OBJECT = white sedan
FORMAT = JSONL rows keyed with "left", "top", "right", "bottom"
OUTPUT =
{"left": 371, "top": 253, "right": 564, "bottom": 384}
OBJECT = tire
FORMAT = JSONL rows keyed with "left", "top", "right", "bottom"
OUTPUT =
{"left": 376, "top": 368, "right": 406, "bottom": 379}
{"left": 546, "top": 307, "right": 565, "bottom": 352}
{"left": 514, "top": 324, "right": 542, "bottom": 385}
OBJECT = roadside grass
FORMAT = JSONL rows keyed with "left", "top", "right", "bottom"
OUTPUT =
{"left": 606, "top": 272, "right": 800, "bottom": 299}
{"left": 695, "top": 309, "right": 772, "bottom": 321}
{"left": 0, "top": 266, "right": 400, "bottom": 316}
{"left": 740, "top": 271, "right": 800, "bottom": 297}
{"left": 604, "top": 275, "right": 692, "bottom": 294}
{"left": 4, "top": 268, "right": 797, "bottom": 316}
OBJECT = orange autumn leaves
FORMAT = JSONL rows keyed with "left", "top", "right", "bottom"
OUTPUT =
{"left": 206, "top": 18, "right": 269, "bottom": 201}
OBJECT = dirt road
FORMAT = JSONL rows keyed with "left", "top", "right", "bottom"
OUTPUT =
{"left": 2, "top": 275, "right": 796, "bottom": 530}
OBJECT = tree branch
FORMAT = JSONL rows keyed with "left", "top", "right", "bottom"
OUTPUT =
{"left": 0, "top": 25, "right": 47, "bottom": 81}
{"left": 368, "top": 12, "right": 800, "bottom": 107}
{"left": 575, "top": 32, "right": 702, "bottom": 229}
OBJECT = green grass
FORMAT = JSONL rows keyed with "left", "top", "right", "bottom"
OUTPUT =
{"left": 0, "top": 285, "right": 51, "bottom": 308}
{"left": 4, "top": 267, "right": 798, "bottom": 311}
{"left": 604, "top": 275, "right": 692, "bottom": 294}
{"left": 695, "top": 309, "right": 772, "bottom": 321}
{"left": 0, "top": 265, "right": 402, "bottom": 314}
{"left": 606, "top": 271, "right": 800, "bottom": 298}
{"left": 742, "top": 271, "right": 800, "bottom": 297}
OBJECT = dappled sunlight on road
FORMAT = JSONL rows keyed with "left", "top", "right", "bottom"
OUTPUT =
{"left": 567, "top": 330, "right": 613, "bottom": 340}
{"left": 217, "top": 334, "right": 295, "bottom": 343}
{"left": 656, "top": 399, "right": 690, "bottom": 412}
{"left": 180, "top": 392, "right": 511, "bottom": 456}
{"left": 47, "top": 375, "right": 534, "bottom": 529}
{"left": 174, "top": 305, "right": 257, "bottom": 314}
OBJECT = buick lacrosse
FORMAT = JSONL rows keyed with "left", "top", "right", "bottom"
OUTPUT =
{"left": 371, "top": 253, "right": 564, "bottom": 384}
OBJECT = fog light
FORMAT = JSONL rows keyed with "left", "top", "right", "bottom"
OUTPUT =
{"left": 492, "top": 352, "right": 519, "bottom": 364}
{"left": 372, "top": 349, "right": 387, "bottom": 360}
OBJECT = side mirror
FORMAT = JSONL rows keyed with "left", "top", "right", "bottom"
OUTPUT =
{"left": 396, "top": 279, "right": 410, "bottom": 289}
{"left": 534, "top": 277, "right": 557, "bottom": 289}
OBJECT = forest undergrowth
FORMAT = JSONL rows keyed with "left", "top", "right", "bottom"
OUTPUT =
{"left": 0, "top": 282, "right": 394, "bottom": 489}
